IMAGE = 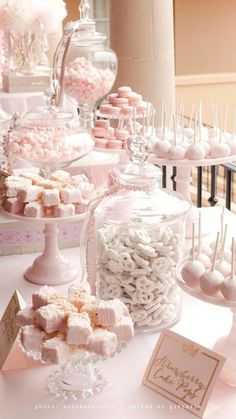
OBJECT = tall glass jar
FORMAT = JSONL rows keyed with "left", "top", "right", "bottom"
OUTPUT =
{"left": 54, "top": 0, "right": 117, "bottom": 129}
{"left": 89, "top": 132, "right": 191, "bottom": 333}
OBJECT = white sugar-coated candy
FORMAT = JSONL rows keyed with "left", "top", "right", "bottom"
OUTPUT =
{"left": 199, "top": 270, "right": 224, "bottom": 295}
{"left": 181, "top": 260, "right": 205, "bottom": 288}
{"left": 220, "top": 276, "right": 236, "bottom": 300}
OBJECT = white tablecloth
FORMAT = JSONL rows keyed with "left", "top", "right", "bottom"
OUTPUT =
{"left": 0, "top": 208, "right": 236, "bottom": 419}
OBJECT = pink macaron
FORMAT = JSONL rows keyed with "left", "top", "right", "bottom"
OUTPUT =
{"left": 95, "top": 138, "right": 109, "bottom": 149}
{"left": 108, "top": 93, "right": 118, "bottom": 104}
{"left": 113, "top": 97, "right": 129, "bottom": 108}
{"left": 100, "top": 103, "right": 113, "bottom": 114}
{"left": 120, "top": 106, "right": 133, "bottom": 118}
{"left": 108, "top": 139, "right": 123, "bottom": 149}
{"left": 106, "top": 106, "right": 121, "bottom": 117}
{"left": 92, "top": 127, "right": 107, "bottom": 138}
{"left": 117, "top": 86, "right": 132, "bottom": 98}
{"left": 95, "top": 119, "right": 110, "bottom": 129}
{"left": 128, "top": 93, "right": 142, "bottom": 106}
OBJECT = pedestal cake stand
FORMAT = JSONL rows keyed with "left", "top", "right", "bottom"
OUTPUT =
{"left": 1, "top": 209, "right": 86, "bottom": 285}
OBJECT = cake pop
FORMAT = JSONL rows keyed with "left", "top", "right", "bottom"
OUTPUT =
{"left": 199, "top": 232, "right": 224, "bottom": 295}
{"left": 215, "top": 224, "right": 231, "bottom": 276}
{"left": 181, "top": 223, "right": 205, "bottom": 288}
{"left": 221, "top": 238, "right": 236, "bottom": 301}
{"left": 153, "top": 105, "right": 171, "bottom": 158}
{"left": 195, "top": 213, "right": 211, "bottom": 268}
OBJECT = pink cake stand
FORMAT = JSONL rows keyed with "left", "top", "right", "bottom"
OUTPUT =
{"left": 149, "top": 154, "right": 236, "bottom": 237}
{"left": 1, "top": 209, "right": 86, "bottom": 286}
{"left": 176, "top": 260, "right": 236, "bottom": 387}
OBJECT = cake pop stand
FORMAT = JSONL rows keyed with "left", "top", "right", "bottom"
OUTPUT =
{"left": 1, "top": 209, "right": 86, "bottom": 285}
{"left": 176, "top": 260, "right": 236, "bottom": 386}
{"left": 149, "top": 154, "right": 236, "bottom": 237}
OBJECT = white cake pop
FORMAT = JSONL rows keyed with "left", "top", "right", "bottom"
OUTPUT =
{"left": 221, "top": 238, "right": 236, "bottom": 301}
{"left": 181, "top": 223, "right": 205, "bottom": 288}
{"left": 154, "top": 140, "right": 171, "bottom": 158}
{"left": 215, "top": 224, "right": 231, "bottom": 276}
{"left": 195, "top": 213, "right": 211, "bottom": 268}
{"left": 199, "top": 232, "right": 224, "bottom": 295}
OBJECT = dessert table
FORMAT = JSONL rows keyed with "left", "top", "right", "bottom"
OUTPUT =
{"left": 0, "top": 207, "right": 236, "bottom": 419}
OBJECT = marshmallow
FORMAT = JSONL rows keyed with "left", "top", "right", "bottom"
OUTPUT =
{"left": 66, "top": 312, "right": 92, "bottom": 345}
{"left": 24, "top": 202, "right": 44, "bottom": 218}
{"left": 60, "top": 187, "right": 82, "bottom": 204}
{"left": 41, "top": 336, "right": 70, "bottom": 364}
{"left": 87, "top": 328, "right": 117, "bottom": 357}
{"left": 21, "top": 325, "right": 46, "bottom": 353}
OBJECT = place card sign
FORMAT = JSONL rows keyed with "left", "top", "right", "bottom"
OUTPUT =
{"left": 143, "top": 329, "right": 225, "bottom": 417}
{"left": 0, "top": 290, "right": 26, "bottom": 370}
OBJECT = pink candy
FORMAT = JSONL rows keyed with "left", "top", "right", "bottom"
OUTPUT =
{"left": 64, "top": 57, "right": 116, "bottom": 104}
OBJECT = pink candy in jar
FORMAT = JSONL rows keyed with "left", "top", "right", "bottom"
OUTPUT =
{"left": 63, "top": 57, "right": 116, "bottom": 104}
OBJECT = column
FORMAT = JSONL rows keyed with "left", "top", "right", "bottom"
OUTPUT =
{"left": 110, "top": 0, "right": 175, "bottom": 125}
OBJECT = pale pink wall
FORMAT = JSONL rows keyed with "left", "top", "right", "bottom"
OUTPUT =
{"left": 175, "top": 0, "right": 236, "bottom": 75}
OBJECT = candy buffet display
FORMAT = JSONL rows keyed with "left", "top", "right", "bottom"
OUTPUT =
{"left": 2, "top": 171, "right": 95, "bottom": 218}
{"left": 17, "top": 283, "right": 134, "bottom": 399}
{"left": 54, "top": 0, "right": 117, "bottom": 129}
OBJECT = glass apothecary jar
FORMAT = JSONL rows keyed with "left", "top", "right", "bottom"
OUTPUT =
{"left": 6, "top": 103, "right": 94, "bottom": 170}
{"left": 54, "top": 0, "right": 117, "bottom": 128}
{"left": 94, "top": 181, "right": 191, "bottom": 333}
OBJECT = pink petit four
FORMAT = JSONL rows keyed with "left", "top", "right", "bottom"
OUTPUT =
{"left": 87, "top": 328, "right": 117, "bottom": 356}
{"left": 18, "top": 185, "right": 43, "bottom": 203}
{"left": 53, "top": 203, "right": 75, "bottom": 218}
{"left": 51, "top": 170, "right": 70, "bottom": 183}
{"left": 32, "top": 286, "right": 62, "bottom": 309}
{"left": 79, "top": 182, "right": 95, "bottom": 200}
{"left": 42, "top": 189, "right": 60, "bottom": 206}
{"left": 21, "top": 325, "right": 46, "bottom": 353}
{"left": 60, "top": 187, "right": 81, "bottom": 204}
{"left": 35, "top": 304, "right": 68, "bottom": 334}
{"left": 66, "top": 312, "right": 92, "bottom": 345}
{"left": 5, "top": 178, "right": 31, "bottom": 197}
{"left": 118, "top": 86, "right": 132, "bottom": 98}
{"left": 108, "top": 316, "right": 134, "bottom": 342}
{"left": 97, "top": 299, "right": 125, "bottom": 326}
{"left": 16, "top": 306, "right": 35, "bottom": 326}
{"left": 19, "top": 173, "right": 43, "bottom": 185}
{"left": 24, "top": 202, "right": 44, "bottom": 218}
{"left": 4, "top": 197, "right": 24, "bottom": 215}
{"left": 41, "top": 336, "right": 70, "bottom": 364}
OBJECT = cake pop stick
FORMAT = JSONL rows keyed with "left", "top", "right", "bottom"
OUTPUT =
{"left": 173, "top": 114, "right": 177, "bottom": 146}
{"left": 215, "top": 224, "right": 231, "bottom": 276}
{"left": 224, "top": 104, "right": 229, "bottom": 133}
{"left": 211, "top": 113, "right": 230, "bottom": 157}
{"left": 189, "top": 102, "right": 195, "bottom": 128}
{"left": 221, "top": 237, "right": 236, "bottom": 300}
{"left": 191, "top": 222, "right": 195, "bottom": 262}
{"left": 181, "top": 108, "right": 185, "bottom": 142}
{"left": 195, "top": 212, "right": 211, "bottom": 267}
{"left": 133, "top": 106, "right": 137, "bottom": 136}
{"left": 168, "top": 104, "right": 173, "bottom": 132}
{"left": 199, "top": 232, "right": 224, "bottom": 295}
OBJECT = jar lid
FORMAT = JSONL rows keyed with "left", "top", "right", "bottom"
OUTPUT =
{"left": 95, "top": 186, "right": 191, "bottom": 225}
{"left": 14, "top": 105, "right": 74, "bottom": 128}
